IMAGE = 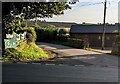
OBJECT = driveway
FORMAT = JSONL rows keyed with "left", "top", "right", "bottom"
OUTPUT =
{"left": 36, "top": 42, "right": 118, "bottom": 67}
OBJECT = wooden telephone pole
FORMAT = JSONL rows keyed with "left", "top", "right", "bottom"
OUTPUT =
{"left": 102, "top": 0, "right": 107, "bottom": 50}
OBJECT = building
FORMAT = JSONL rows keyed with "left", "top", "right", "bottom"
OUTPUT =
{"left": 70, "top": 24, "right": 119, "bottom": 47}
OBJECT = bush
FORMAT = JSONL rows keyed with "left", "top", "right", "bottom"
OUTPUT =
{"left": 49, "top": 40, "right": 84, "bottom": 49}
{"left": 57, "top": 35, "right": 68, "bottom": 41}
{"left": 35, "top": 25, "right": 84, "bottom": 49}
{"left": 3, "top": 42, "right": 48, "bottom": 61}
{"left": 59, "top": 28, "right": 69, "bottom": 35}
{"left": 35, "top": 25, "right": 58, "bottom": 41}
{"left": 3, "top": 16, "right": 49, "bottom": 61}
{"left": 17, "top": 27, "right": 37, "bottom": 43}
{"left": 34, "top": 24, "right": 41, "bottom": 30}
{"left": 3, "top": 27, "right": 48, "bottom": 61}
{"left": 111, "top": 34, "right": 120, "bottom": 56}
{"left": 3, "top": 15, "right": 26, "bottom": 34}
{"left": 26, "top": 28, "right": 37, "bottom": 43}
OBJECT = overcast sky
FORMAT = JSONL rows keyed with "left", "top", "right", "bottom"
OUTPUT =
{"left": 45, "top": 0, "right": 119, "bottom": 24}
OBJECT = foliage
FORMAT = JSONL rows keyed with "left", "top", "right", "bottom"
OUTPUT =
{"left": 3, "top": 28, "right": 48, "bottom": 61}
{"left": 116, "top": 34, "right": 120, "bottom": 43}
{"left": 2, "top": 15, "right": 26, "bottom": 48}
{"left": 3, "top": 15, "right": 26, "bottom": 33}
{"left": 3, "top": 20, "right": 48, "bottom": 61}
{"left": 22, "top": 27, "right": 37, "bottom": 43}
{"left": 48, "top": 40, "right": 84, "bottom": 49}
{"left": 35, "top": 25, "right": 58, "bottom": 41}
{"left": 3, "top": 42, "right": 48, "bottom": 61}
{"left": 35, "top": 24, "right": 84, "bottom": 49}
{"left": 111, "top": 34, "right": 120, "bottom": 56}
{"left": 59, "top": 28, "right": 69, "bottom": 36}
{"left": 2, "top": 1, "right": 79, "bottom": 61}
{"left": 34, "top": 24, "right": 42, "bottom": 30}
{"left": 2, "top": 2, "right": 76, "bottom": 19}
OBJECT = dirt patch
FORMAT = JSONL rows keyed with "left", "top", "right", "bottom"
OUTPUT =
{"left": 42, "top": 47, "right": 58, "bottom": 59}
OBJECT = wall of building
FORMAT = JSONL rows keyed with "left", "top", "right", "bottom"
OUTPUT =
{"left": 70, "top": 33, "right": 118, "bottom": 47}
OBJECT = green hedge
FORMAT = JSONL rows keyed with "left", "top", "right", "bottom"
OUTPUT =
{"left": 35, "top": 24, "right": 84, "bottom": 49}
{"left": 3, "top": 27, "right": 48, "bottom": 61}
{"left": 111, "top": 34, "right": 120, "bottom": 56}
{"left": 35, "top": 25, "right": 58, "bottom": 41}
{"left": 3, "top": 41, "right": 48, "bottom": 61}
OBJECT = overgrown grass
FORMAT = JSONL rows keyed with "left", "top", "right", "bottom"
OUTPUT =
{"left": 3, "top": 41, "right": 48, "bottom": 62}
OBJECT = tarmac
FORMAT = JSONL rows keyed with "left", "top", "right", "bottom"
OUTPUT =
{"left": 36, "top": 42, "right": 118, "bottom": 67}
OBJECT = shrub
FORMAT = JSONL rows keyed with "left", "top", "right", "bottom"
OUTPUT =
{"left": 35, "top": 25, "right": 58, "bottom": 41}
{"left": 35, "top": 24, "right": 41, "bottom": 30}
{"left": 57, "top": 35, "right": 68, "bottom": 41}
{"left": 3, "top": 16, "right": 49, "bottom": 61}
{"left": 3, "top": 15, "right": 26, "bottom": 34}
{"left": 17, "top": 27, "right": 37, "bottom": 43}
{"left": 3, "top": 26, "right": 48, "bottom": 61}
{"left": 59, "top": 28, "right": 69, "bottom": 35}
{"left": 3, "top": 42, "right": 48, "bottom": 61}
{"left": 50, "top": 40, "right": 84, "bottom": 49}
{"left": 111, "top": 34, "right": 120, "bottom": 56}
{"left": 26, "top": 28, "right": 37, "bottom": 43}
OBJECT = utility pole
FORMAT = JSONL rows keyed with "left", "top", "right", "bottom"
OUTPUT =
{"left": 102, "top": 0, "right": 107, "bottom": 50}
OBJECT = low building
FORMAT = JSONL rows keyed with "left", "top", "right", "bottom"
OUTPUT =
{"left": 70, "top": 24, "right": 119, "bottom": 47}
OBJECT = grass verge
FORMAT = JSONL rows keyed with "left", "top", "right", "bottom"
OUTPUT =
{"left": 3, "top": 42, "right": 48, "bottom": 62}
{"left": 42, "top": 40, "right": 84, "bottom": 49}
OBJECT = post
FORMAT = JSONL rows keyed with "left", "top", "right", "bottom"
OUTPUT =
{"left": 102, "top": 0, "right": 107, "bottom": 50}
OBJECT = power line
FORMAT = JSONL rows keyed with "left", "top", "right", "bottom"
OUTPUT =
{"left": 79, "top": 2, "right": 104, "bottom": 7}
{"left": 76, "top": 2, "right": 104, "bottom": 7}
{"left": 70, "top": 2, "right": 104, "bottom": 13}
{"left": 66, "top": 2, "right": 104, "bottom": 15}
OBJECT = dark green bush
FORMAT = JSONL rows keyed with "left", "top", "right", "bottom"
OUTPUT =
{"left": 35, "top": 25, "right": 58, "bottom": 41}
{"left": 111, "top": 34, "right": 120, "bottom": 56}
{"left": 3, "top": 16, "right": 49, "bottom": 61}
{"left": 26, "top": 28, "right": 37, "bottom": 43}
{"left": 59, "top": 28, "right": 68, "bottom": 35}
{"left": 35, "top": 25, "right": 84, "bottom": 49}
{"left": 3, "top": 26, "right": 48, "bottom": 61}
{"left": 3, "top": 42, "right": 48, "bottom": 61}
{"left": 49, "top": 40, "right": 84, "bottom": 49}
{"left": 17, "top": 27, "right": 37, "bottom": 43}
{"left": 57, "top": 35, "right": 68, "bottom": 41}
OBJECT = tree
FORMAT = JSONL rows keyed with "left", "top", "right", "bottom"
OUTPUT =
{"left": 2, "top": 1, "right": 79, "bottom": 32}
{"left": 2, "top": 1, "right": 79, "bottom": 61}
{"left": 59, "top": 28, "right": 68, "bottom": 36}
{"left": 2, "top": 2, "right": 77, "bottom": 19}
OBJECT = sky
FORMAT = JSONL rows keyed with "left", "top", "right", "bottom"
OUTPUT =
{"left": 44, "top": 0, "right": 119, "bottom": 24}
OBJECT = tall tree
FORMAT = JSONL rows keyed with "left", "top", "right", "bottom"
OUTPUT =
{"left": 2, "top": 2, "right": 78, "bottom": 29}
{"left": 2, "top": 2, "right": 77, "bottom": 19}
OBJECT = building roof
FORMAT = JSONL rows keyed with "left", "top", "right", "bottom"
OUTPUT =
{"left": 70, "top": 24, "right": 119, "bottom": 34}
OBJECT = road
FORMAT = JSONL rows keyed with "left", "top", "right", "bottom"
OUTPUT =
{"left": 37, "top": 42, "right": 118, "bottom": 67}
{"left": 1, "top": 42, "right": 119, "bottom": 83}
{"left": 2, "top": 63, "right": 118, "bottom": 82}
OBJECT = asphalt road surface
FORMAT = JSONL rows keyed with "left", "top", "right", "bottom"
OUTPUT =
{"left": 2, "top": 63, "right": 118, "bottom": 82}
